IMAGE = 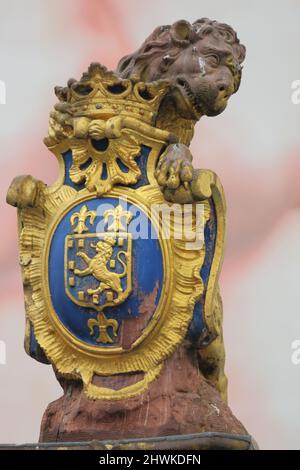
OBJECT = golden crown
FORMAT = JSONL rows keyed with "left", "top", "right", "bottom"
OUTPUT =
{"left": 54, "top": 62, "right": 170, "bottom": 126}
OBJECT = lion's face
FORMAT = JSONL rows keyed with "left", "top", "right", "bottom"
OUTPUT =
{"left": 117, "top": 19, "right": 245, "bottom": 121}
{"left": 148, "top": 35, "right": 240, "bottom": 119}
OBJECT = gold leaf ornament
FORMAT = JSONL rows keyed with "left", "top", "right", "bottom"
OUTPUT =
{"left": 69, "top": 130, "right": 141, "bottom": 196}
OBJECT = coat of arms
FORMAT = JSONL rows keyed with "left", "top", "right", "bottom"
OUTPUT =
{"left": 65, "top": 204, "right": 133, "bottom": 343}
{"left": 7, "top": 13, "right": 247, "bottom": 410}
{"left": 6, "top": 18, "right": 250, "bottom": 445}
{"left": 6, "top": 62, "right": 222, "bottom": 400}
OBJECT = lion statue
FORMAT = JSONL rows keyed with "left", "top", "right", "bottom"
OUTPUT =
{"left": 7, "top": 18, "right": 246, "bottom": 403}
{"left": 117, "top": 18, "right": 246, "bottom": 401}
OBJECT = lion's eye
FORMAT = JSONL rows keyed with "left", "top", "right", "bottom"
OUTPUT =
{"left": 206, "top": 54, "right": 220, "bottom": 67}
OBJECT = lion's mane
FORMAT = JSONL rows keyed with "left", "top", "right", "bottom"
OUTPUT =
{"left": 117, "top": 18, "right": 246, "bottom": 90}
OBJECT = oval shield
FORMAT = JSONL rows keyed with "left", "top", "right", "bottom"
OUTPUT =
{"left": 14, "top": 64, "right": 224, "bottom": 400}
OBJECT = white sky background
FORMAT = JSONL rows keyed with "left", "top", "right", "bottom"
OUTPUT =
{"left": 0, "top": 0, "right": 300, "bottom": 449}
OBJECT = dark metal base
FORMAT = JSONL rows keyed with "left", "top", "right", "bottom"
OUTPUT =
{"left": 0, "top": 432, "right": 258, "bottom": 450}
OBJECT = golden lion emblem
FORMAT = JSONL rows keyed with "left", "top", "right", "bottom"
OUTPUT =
{"left": 74, "top": 237, "right": 127, "bottom": 299}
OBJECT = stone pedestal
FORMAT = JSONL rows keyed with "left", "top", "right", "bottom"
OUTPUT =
{"left": 40, "top": 346, "right": 247, "bottom": 443}
{"left": 0, "top": 433, "right": 258, "bottom": 450}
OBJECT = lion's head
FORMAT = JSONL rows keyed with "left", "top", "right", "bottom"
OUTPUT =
{"left": 117, "top": 18, "right": 246, "bottom": 120}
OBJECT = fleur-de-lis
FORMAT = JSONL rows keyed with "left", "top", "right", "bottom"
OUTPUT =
{"left": 103, "top": 204, "right": 133, "bottom": 232}
{"left": 88, "top": 312, "right": 118, "bottom": 343}
{"left": 70, "top": 205, "right": 96, "bottom": 234}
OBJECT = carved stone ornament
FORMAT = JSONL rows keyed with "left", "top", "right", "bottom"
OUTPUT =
{"left": 7, "top": 18, "right": 256, "bottom": 447}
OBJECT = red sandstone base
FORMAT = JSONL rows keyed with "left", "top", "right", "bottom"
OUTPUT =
{"left": 40, "top": 346, "right": 247, "bottom": 442}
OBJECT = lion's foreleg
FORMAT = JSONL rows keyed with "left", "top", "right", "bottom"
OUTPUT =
{"left": 74, "top": 266, "right": 91, "bottom": 277}
{"left": 197, "top": 287, "right": 228, "bottom": 402}
{"left": 155, "top": 143, "right": 219, "bottom": 204}
{"left": 198, "top": 332, "right": 227, "bottom": 403}
{"left": 76, "top": 252, "right": 91, "bottom": 264}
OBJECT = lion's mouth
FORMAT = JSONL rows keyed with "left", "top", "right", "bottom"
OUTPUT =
{"left": 175, "top": 77, "right": 204, "bottom": 118}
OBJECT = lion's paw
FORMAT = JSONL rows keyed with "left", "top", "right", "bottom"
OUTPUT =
{"left": 155, "top": 143, "right": 194, "bottom": 190}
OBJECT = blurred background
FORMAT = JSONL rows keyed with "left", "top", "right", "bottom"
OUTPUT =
{"left": 1, "top": 0, "right": 300, "bottom": 449}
